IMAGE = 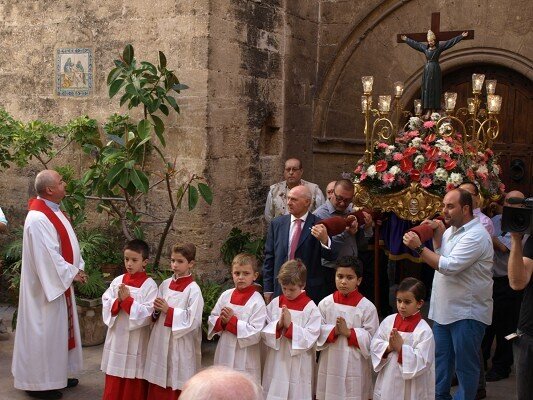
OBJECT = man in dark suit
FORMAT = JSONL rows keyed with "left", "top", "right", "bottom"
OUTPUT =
{"left": 263, "top": 185, "right": 335, "bottom": 304}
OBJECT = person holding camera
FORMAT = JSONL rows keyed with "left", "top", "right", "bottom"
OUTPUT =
{"left": 482, "top": 191, "right": 528, "bottom": 382}
{"left": 509, "top": 227, "right": 533, "bottom": 400}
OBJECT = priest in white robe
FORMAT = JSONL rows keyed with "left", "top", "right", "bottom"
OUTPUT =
{"left": 12, "top": 170, "right": 87, "bottom": 400}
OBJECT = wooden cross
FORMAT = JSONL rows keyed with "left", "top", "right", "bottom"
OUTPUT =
{"left": 396, "top": 12, "right": 474, "bottom": 43}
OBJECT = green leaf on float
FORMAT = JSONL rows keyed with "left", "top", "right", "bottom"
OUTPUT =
{"left": 107, "top": 134, "right": 125, "bottom": 147}
{"left": 198, "top": 182, "right": 213, "bottom": 205}
{"left": 107, "top": 67, "right": 121, "bottom": 85}
{"left": 106, "top": 162, "right": 125, "bottom": 187}
{"left": 159, "top": 51, "right": 167, "bottom": 69}
{"left": 188, "top": 185, "right": 199, "bottom": 211}
{"left": 114, "top": 60, "right": 125, "bottom": 68}
{"left": 124, "top": 160, "right": 136, "bottom": 169}
{"left": 151, "top": 115, "right": 165, "bottom": 147}
{"left": 109, "top": 79, "right": 125, "bottom": 98}
{"left": 131, "top": 168, "right": 149, "bottom": 193}
{"left": 172, "top": 83, "right": 189, "bottom": 92}
{"left": 137, "top": 119, "right": 151, "bottom": 139}
{"left": 123, "top": 44, "right": 134, "bottom": 65}
{"left": 125, "top": 84, "right": 138, "bottom": 97}
{"left": 135, "top": 135, "right": 152, "bottom": 149}
{"left": 159, "top": 103, "right": 169, "bottom": 116}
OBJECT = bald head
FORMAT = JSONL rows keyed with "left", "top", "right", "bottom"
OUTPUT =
{"left": 287, "top": 185, "right": 312, "bottom": 218}
{"left": 34, "top": 170, "right": 66, "bottom": 203}
{"left": 180, "top": 367, "right": 262, "bottom": 400}
{"left": 505, "top": 190, "right": 525, "bottom": 207}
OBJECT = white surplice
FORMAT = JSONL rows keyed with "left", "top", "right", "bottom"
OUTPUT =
{"left": 12, "top": 208, "right": 84, "bottom": 391}
{"left": 143, "top": 277, "right": 204, "bottom": 390}
{"left": 101, "top": 274, "right": 157, "bottom": 378}
{"left": 261, "top": 295, "right": 321, "bottom": 400}
{"left": 207, "top": 288, "right": 267, "bottom": 384}
{"left": 370, "top": 313, "right": 435, "bottom": 400}
{"left": 316, "top": 293, "right": 379, "bottom": 400}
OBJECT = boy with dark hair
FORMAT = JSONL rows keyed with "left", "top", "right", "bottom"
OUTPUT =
{"left": 101, "top": 239, "right": 158, "bottom": 400}
{"left": 316, "top": 255, "right": 379, "bottom": 399}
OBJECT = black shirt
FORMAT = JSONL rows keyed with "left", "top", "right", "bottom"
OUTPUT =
{"left": 518, "top": 236, "right": 533, "bottom": 336}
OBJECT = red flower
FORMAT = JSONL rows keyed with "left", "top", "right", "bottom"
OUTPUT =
{"left": 446, "top": 183, "right": 456, "bottom": 192}
{"left": 375, "top": 160, "right": 388, "bottom": 172}
{"left": 426, "top": 147, "right": 440, "bottom": 160}
{"left": 425, "top": 133, "right": 436, "bottom": 143}
{"left": 403, "top": 147, "right": 417, "bottom": 158}
{"left": 444, "top": 159, "right": 457, "bottom": 171}
{"left": 400, "top": 158, "right": 413, "bottom": 172}
{"left": 410, "top": 170, "right": 421, "bottom": 181}
{"left": 422, "top": 161, "right": 437, "bottom": 174}
{"left": 453, "top": 145, "right": 463, "bottom": 154}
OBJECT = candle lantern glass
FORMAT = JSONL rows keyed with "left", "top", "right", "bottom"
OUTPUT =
{"left": 467, "top": 98, "right": 476, "bottom": 114}
{"left": 394, "top": 81, "right": 404, "bottom": 97}
{"left": 472, "top": 74, "right": 485, "bottom": 93}
{"left": 378, "top": 95, "right": 392, "bottom": 113}
{"left": 361, "top": 95, "right": 372, "bottom": 113}
{"left": 487, "top": 94, "right": 502, "bottom": 114}
{"left": 444, "top": 92, "right": 457, "bottom": 112}
{"left": 362, "top": 76, "right": 374, "bottom": 95}
{"left": 486, "top": 80, "right": 497, "bottom": 95}
{"left": 414, "top": 99, "right": 422, "bottom": 116}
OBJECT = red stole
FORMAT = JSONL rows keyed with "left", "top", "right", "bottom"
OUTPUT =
{"left": 279, "top": 291, "right": 312, "bottom": 311}
{"left": 123, "top": 271, "right": 149, "bottom": 288}
{"left": 230, "top": 285, "right": 256, "bottom": 306}
{"left": 28, "top": 198, "right": 76, "bottom": 350}
{"left": 169, "top": 274, "right": 194, "bottom": 292}
{"left": 393, "top": 312, "right": 422, "bottom": 332}
{"left": 333, "top": 289, "right": 364, "bottom": 307}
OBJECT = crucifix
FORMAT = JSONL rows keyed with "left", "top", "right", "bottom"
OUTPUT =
{"left": 396, "top": 12, "right": 474, "bottom": 43}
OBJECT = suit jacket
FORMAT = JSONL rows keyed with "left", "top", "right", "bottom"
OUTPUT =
{"left": 262, "top": 213, "right": 336, "bottom": 304}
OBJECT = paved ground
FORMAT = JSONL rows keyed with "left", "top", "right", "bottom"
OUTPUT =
{"left": 0, "top": 304, "right": 518, "bottom": 399}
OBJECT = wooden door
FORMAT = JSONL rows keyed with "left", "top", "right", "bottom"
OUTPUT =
{"left": 409, "top": 64, "right": 533, "bottom": 196}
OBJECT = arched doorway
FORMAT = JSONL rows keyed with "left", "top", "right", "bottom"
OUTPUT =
{"left": 408, "top": 64, "right": 533, "bottom": 196}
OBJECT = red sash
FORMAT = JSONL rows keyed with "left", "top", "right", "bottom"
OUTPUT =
{"left": 28, "top": 198, "right": 76, "bottom": 350}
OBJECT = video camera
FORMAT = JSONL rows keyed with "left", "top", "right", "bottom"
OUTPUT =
{"left": 501, "top": 197, "right": 533, "bottom": 234}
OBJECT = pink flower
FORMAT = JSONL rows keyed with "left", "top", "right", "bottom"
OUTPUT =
{"left": 499, "top": 182, "right": 506, "bottom": 192}
{"left": 393, "top": 152, "right": 404, "bottom": 161}
{"left": 354, "top": 165, "right": 363, "bottom": 174}
{"left": 376, "top": 142, "right": 388, "bottom": 149}
{"left": 453, "top": 145, "right": 463, "bottom": 154}
{"left": 360, "top": 172, "right": 367, "bottom": 181}
{"left": 420, "top": 176, "right": 433, "bottom": 188}
{"left": 382, "top": 173, "right": 395, "bottom": 184}
{"left": 466, "top": 169, "right": 475, "bottom": 181}
{"left": 423, "top": 121, "right": 435, "bottom": 129}
{"left": 407, "top": 130, "right": 419, "bottom": 138}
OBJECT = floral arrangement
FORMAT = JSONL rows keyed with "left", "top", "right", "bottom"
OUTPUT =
{"left": 353, "top": 114, "right": 505, "bottom": 198}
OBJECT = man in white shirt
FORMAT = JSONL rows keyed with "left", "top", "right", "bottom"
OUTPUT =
{"left": 264, "top": 158, "right": 325, "bottom": 224}
{"left": 12, "top": 170, "right": 87, "bottom": 400}
{"left": 403, "top": 188, "right": 493, "bottom": 400}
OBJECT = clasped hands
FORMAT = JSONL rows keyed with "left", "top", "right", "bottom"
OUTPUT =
{"left": 117, "top": 283, "right": 131, "bottom": 302}
{"left": 219, "top": 306, "right": 235, "bottom": 326}
{"left": 334, "top": 316, "right": 351, "bottom": 338}
{"left": 154, "top": 297, "right": 170, "bottom": 313}
{"left": 73, "top": 270, "right": 88, "bottom": 284}
{"left": 276, "top": 305, "right": 292, "bottom": 331}
{"left": 387, "top": 328, "right": 404, "bottom": 353}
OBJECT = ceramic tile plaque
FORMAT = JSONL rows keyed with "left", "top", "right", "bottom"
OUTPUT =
{"left": 56, "top": 48, "right": 93, "bottom": 97}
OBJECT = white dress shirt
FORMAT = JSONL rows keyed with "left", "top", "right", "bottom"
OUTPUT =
{"left": 429, "top": 218, "right": 494, "bottom": 325}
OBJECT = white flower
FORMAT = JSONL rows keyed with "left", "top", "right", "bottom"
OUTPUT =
{"left": 448, "top": 172, "right": 463, "bottom": 186}
{"left": 435, "top": 139, "right": 452, "bottom": 154}
{"left": 384, "top": 145, "right": 396, "bottom": 156}
{"left": 493, "top": 164, "right": 500, "bottom": 175}
{"left": 411, "top": 137, "right": 423, "bottom": 148}
{"left": 414, "top": 154, "right": 425, "bottom": 167}
{"left": 431, "top": 112, "right": 441, "bottom": 121}
{"left": 435, "top": 168, "right": 448, "bottom": 181}
{"left": 367, "top": 165, "right": 377, "bottom": 178}
{"left": 389, "top": 165, "right": 401, "bottom": 176}
{"left": 476, "top": 165, "right": 489, "bottom": 175}
{"left": 408, "top": 117, "right": 423, "bottom": 130}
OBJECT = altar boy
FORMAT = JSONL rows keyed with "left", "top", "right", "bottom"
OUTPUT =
{"left": 261, "top": 260, "right": 321, "bottom": 400}
{"left": 101, "top": 239, "right": 158, "bottom": 400}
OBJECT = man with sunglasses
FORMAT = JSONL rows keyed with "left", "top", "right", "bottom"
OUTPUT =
{"left": 313, "top": 179, "right": 373, "bottom": 294}
{"left": 264, "top": 158, "right": 325, "bottom": 224}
